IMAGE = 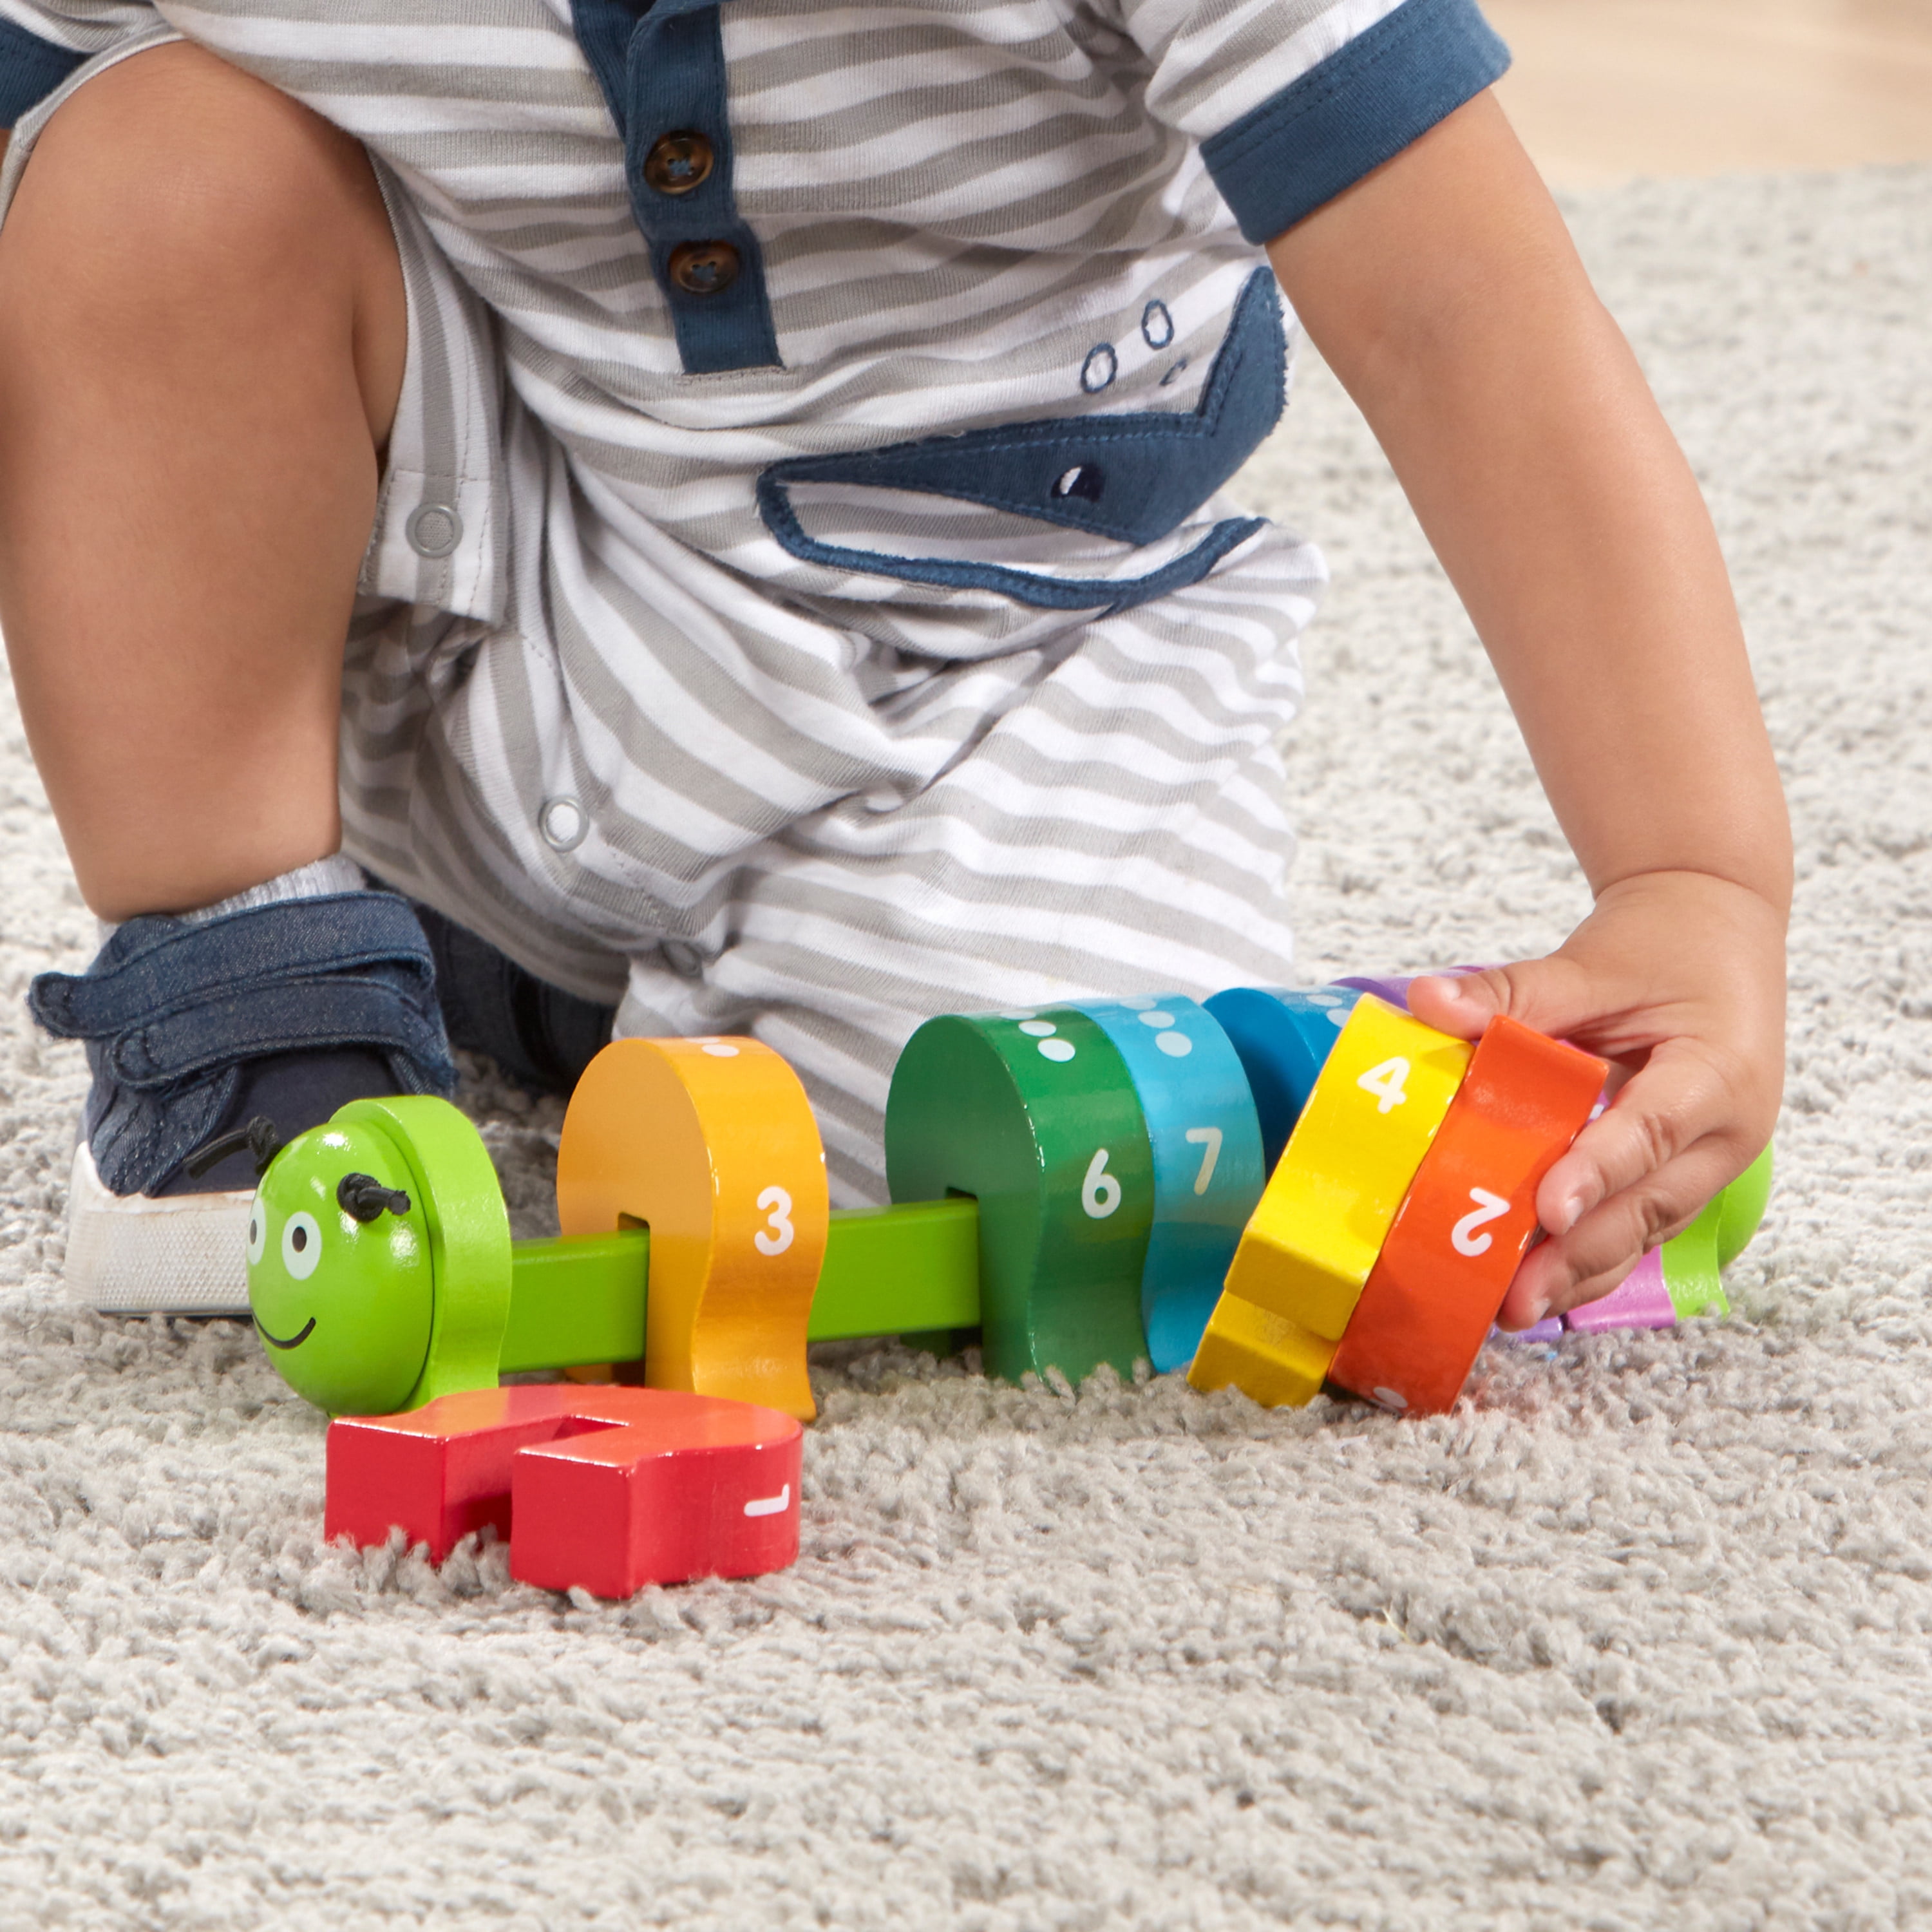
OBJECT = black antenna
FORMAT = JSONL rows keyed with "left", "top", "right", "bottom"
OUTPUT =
{"left": 337, "top": 1173, "right": 413, "bottom": 1224}
{"left": 184, "top": 1115, "right": 285, "bottom": 1180}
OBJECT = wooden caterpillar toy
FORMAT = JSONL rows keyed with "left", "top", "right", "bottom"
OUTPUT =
{"left": 242, "top": 980, "right": 1770, "bottom": 1595}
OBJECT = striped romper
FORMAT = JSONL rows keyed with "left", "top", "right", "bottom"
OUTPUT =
{"left": 0, "top": 0, "right": 1509, "bottom": 1202}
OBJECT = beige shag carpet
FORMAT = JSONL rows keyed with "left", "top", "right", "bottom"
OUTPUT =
{"left": 1, "top": 165, "right": 1929, "bottom": 1929}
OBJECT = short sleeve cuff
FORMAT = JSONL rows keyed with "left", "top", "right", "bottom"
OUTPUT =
{"left": 1201, "top": 0, "right": 1511, "bottom": 245}
{"left": 0, "top": 17, "right": 86, "bottom": 127}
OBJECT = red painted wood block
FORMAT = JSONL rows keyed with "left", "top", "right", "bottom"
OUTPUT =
{"left": 1329, "top": 1016, "right": 1606, "bottom": 1415}
{"left": 325, "top": 1384, "right": 802, "bottom": 1595}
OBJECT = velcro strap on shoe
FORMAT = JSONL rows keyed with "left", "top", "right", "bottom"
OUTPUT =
{"left": 30, "top": 893, "right": 455, "bottom": 1092}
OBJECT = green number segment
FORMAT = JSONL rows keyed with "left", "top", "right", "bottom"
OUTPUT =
{"left": 885, "top": 1010, "right": 1154, "bottom": 1385}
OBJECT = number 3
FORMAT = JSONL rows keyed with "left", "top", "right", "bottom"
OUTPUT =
{"left": 755, "top": 1185, "right": 795, "bottom": 1256}
{"left": 1356, "top": 1057, "right": 1411, "bottom": 1115}
{"left": 1450, "top": 1188, "right": 1510, "bottom": 1257}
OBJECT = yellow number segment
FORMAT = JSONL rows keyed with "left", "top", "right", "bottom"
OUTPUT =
{"left": 1189, "top": 996, "right": 1472, "bottom": 1407}
{"left": 554, "top": 1036, "right": 829, "bottom": 1422}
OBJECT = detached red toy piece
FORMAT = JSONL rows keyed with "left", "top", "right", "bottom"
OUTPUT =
{"left": 325, "top": 1385, "right": 802, "bottom": 1596}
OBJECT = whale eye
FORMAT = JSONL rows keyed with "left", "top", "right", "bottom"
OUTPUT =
{"left": 247, "top": 1207, "right": 266, "bottom": 1267}
{"left": 281, "top": 1211, "right": 323, "bottom": 1281}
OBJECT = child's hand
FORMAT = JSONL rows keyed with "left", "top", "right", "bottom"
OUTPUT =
{"left": 1406, "top": 869, "right": 1786, "bottom": 1327}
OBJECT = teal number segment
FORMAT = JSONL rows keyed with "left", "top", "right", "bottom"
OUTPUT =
{"left": 1202, "top": 985, "right": 1361, "bottom": 1171}
{"left": 1066, "top": 996, "right": 1265, "bottom": 1373}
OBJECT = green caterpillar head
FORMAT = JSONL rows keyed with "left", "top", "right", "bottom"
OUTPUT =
{"left": 247, "top": 1115, "right": 435, "bottom": 1416}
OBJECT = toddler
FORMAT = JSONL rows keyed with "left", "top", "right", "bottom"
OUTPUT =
{"left": 0, "top": 0, "right": 1788, "bottom": 1325}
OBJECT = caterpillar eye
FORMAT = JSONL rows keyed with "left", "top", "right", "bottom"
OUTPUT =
{"left": 281, "top": 1211, "right": 323, "bottom": 1281}
{"left": 247, "top": 1208, "right": 266, "bottom": 1267}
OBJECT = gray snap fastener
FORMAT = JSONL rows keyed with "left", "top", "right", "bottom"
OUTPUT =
{"left": 406, "top": 502, "right": 463, "bottom": 560}
{"left": 538, "top": 795, "right": 586, "bottom": 852}
{"left": 661, "top": 940, "right": 705, "bottom": 980}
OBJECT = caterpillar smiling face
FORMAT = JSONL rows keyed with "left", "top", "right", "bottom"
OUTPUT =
{"left": 246, "top": 1118, "right": 435, "bottom": 1416}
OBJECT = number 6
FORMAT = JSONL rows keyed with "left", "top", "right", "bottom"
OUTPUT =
{"left": 1082, "top": 1148, "right": 1122, "bottom": 1219}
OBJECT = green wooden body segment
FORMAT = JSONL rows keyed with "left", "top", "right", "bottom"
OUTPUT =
{"left": 492, "top": 1203, "right": 981, "bottom": 1372}
{"left": 497, "top": 1230, "right": 650, "bottom": 1372}
{"left": 1663, "top": 1144, "right": 1772, "bottom": 1321}
{"left": 884, "top": 1010, "right": 1155, "bottom": 1385}
{"left": 1716, "top": 1144, "right": 1773, "bottom": 1271}
{"left": 808, "top": 1198, "right": 981, "bottom": 1340}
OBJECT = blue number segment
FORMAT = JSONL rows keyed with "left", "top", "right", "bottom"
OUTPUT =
{"left": 1061, "top": 996, "right": 1266, "bottom": 1373}
{"left": 1202, "top": 985, "right": 1362, "bottom": 1173}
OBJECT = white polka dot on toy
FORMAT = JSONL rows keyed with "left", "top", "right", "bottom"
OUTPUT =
{"left": 1136, "top": 1009, "right": 1176, "bottom": 1029}
{"left": 1037, "top": 1038, "right": 1076, "bottom": 1063}
{"left": 699, "top": 1041, "right": 740, "bottom": 1057}
{"left": 1117, "top": 996, "right": 1157, "bottom": 1011}
{"left": 1326, "top": 1008, "right": 1350, "bottom": 1027}
{"left": 1154, "top": 1030, "right": 1192, "bottom": 1057}
{"left": 1372, "top": 1387, "right": 1408, "bottom": 1411}
{"left": 1018, "top": 1019, "right": 1057, "bottom": 1037}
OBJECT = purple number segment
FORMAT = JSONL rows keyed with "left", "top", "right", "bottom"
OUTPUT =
{"left": 1559, "top": 1247, "right": 1676, "bottom": 1332}
{"left": 1331, "top": 965, "right": 1497, "bottom": 1013}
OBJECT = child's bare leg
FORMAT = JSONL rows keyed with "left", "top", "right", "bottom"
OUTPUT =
{"left": 0, "top": 41, "right": 406, "bottom": 922}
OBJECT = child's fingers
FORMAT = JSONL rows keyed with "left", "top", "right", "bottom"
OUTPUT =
{"left": 1498, "top": 1139, "right": 1739, "bottom": 1327}
{"left": 1533, "top": 1039, "right": 1739, "bottom": 1237}
{"left": 1406, "top": 954, "right": 1632, "bottom": 1048}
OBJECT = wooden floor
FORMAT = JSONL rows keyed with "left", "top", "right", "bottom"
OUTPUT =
{"left": 1484, "top": 0, "right": 1932, "bottom": 186}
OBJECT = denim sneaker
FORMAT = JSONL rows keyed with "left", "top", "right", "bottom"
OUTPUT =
{"left": 30, "top": 890, "right": 457, "bottom": 1316}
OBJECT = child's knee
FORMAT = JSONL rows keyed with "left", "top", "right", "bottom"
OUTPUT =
{"left": 0, "top": 41, "right": 393, "bottom": 335}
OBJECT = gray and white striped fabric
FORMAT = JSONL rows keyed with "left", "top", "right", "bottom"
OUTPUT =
{"left": 0, "top": 0, "right": 1508, "bottom": 1200}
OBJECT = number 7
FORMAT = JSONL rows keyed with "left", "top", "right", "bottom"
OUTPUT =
{"left": 1184, "top": 1126, "right": 1223, "bottom": 1195}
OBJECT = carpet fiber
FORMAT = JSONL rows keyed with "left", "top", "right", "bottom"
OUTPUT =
{"left": 2, "top": 165, "right": 1929, "bottom": 1931}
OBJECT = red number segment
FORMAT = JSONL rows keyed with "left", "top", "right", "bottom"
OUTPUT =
{"left": 325, "top": 1384, "right": 802, "bottom": 1596}
{"left": 1329, "top": 1016, "right": 1607, "bottom": 1415}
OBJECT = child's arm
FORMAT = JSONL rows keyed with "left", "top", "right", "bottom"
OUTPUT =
{"left": 1265, "top": 90, "right": 1790, "bottom": 1329}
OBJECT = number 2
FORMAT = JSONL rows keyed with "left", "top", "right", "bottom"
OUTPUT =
{"left": 1184, "top": 1126, "right": 1223, "bottom": 1196}
{"left": 1356, "top": 1057, "right": 1411, "bottom": 1115}
{"left": 1450, "top": 1188, "right": 1510, "bottom": 1257}
{"left": 754, "top": 1185, "right": 795, "bottom": 1256}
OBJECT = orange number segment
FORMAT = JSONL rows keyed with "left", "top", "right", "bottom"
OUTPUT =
{"left": 1329, "top": 1016, "right": 1607, "bottom": 1414}
{"left": 554, "top": 1036, "right": 829, "bottom": 1421}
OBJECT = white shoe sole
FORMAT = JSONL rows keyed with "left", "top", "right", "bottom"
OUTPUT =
{"left": 64, "top": 1141, "right": 254, "bottom": 1317}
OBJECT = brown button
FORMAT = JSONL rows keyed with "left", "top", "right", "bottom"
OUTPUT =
{"left": 668, "top": 240, "right": 741, "bottom": 297}
{"left": 643, "top": 131, "right": 714, "bottom": 197}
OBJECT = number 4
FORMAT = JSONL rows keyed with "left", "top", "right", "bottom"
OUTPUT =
{"left": 1356, "top": 1057, "right": 1410, "bottom": 1115}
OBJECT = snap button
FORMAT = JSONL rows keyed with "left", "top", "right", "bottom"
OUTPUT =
{"left": 405, "top": 502, "right": 463, "bottom": 560}
{"left": 538, "top": 796, "right": 587, "bottom": 853}
{"left": 661, "top": 940, "right": 705, "bottom": 980}
{"left": 643, "top": 131, "right": 714, "bottom": 196}
{"left": 668, "top": 240, "right": 741, "bottom": 296}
